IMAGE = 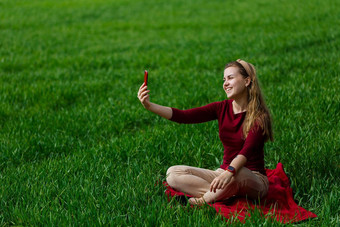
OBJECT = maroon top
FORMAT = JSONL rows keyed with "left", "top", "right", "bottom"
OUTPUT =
{"left": 170, "top": 99, "right": 266, "bottom": 175}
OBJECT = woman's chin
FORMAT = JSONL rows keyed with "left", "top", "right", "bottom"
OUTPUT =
{"left": 226, "top": 93, "right": 234, "bottom": 99}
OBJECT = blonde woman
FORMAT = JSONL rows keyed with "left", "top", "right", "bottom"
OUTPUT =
{"left": 137, "top": 59, "right": 273, "bottom": 205}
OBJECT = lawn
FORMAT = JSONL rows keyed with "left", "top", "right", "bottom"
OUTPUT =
{"left": 0, "top": 0, "right": 339, "bottom": 225}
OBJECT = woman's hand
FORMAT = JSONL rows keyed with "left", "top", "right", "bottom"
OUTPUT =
{"left": 137, "top": 83, "right": 173, "bottom": 119}
{"left": 210, "top": 171, "right": 233, "bottom": 193}
{"left": 137, "top": 83, "right": 151, "bottom": 109}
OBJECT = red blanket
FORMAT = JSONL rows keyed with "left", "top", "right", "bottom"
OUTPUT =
{"left": 164, "top": 163, "right": 317, "bottom": 223}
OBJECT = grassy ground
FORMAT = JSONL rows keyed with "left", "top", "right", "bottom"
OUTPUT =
{"left": 0, "top": 0, "right": 339, "bottom": 225}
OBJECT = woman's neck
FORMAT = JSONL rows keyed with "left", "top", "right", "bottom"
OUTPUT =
{"left": 232, "top": 97, "right": 248, "bottom": 114}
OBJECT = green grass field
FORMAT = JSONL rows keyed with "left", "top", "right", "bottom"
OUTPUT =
{"left": 0, "top": 0, "right": 339, "bottom": 225}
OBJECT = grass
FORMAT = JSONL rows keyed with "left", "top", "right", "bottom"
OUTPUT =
{"left": 0, "top": 0, "right": 339, "bottom": 225}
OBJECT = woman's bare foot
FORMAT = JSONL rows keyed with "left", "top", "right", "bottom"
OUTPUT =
{"left": 188, "top": 197, "right": 206, "bottom": 205}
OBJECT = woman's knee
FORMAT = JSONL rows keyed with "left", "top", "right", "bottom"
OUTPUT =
{"left": 233, "top": 168, "right": 267, "bottom": 199}
{"left": 166, "top": 165, "right": 187, "bottom": 187}
{"left": 166, "top": 165, "right": 176, "bottom": 176}
{"left": 166, "top": 165, "right": 187, "bottom": 176}
{"left": 166, "top": 166, "right": 177, "bottom": 187}
{"left": 232, "top": 167, "right": 253, "bottom": 183}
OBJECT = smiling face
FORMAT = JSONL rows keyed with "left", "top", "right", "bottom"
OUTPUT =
{"left": 223, "top": 66, "right": 250, "bottom": 100}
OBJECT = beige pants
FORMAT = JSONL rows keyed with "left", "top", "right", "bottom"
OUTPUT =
{"left": 166, "top": 165, "right": 269, "bottom": 203}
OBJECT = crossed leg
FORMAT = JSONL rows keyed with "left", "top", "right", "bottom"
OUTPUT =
{"left": 166, "top": 165, "right": 268, "bottom": 204}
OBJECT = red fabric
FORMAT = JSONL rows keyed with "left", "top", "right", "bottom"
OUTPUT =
{"left": 164, "top": 163, "right": 317, "bottom": 223}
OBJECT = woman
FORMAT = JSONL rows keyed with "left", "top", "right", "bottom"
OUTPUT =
{"left": 137, "top": 59, "right": 273, "bottom": 205}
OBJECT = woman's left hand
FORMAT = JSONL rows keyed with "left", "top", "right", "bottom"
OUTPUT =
{"left": 210, "top": 171, "right": 233, "bottom": 193}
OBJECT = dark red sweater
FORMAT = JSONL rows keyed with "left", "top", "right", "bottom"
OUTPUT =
{"left": 170, "top": 99, "right": 266, "bottom": 175}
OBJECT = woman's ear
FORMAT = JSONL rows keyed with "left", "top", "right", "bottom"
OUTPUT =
{"left": 245, "top": 77, "right": 251, "bottom": 87}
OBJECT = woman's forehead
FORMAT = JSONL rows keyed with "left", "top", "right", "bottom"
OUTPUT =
{"left": 224, "top": 66, "right": 239, "bottom": 76}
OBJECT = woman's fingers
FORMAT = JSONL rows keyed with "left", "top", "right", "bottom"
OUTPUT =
{"left": 210, "top": 174, "right": 232, "bottom": 192}
{"left": 210, "top": 177, "right": 227, "bottom": 192}
{"left": 138, "top": 85, "right": 147, "bottom": 96}
{"left": 215, "top": 180, "right": 222, "bottom": 192}
{"left": 138, "top": 84, "right": 147, "bottom": 94}
{"left": 139, "top": 90, "right": 150, "bottom": 102}
{"left": 137, "top": 83, "right": 151, "bottom": 109}
{"left": 210, "top": 180, "right": 216, "bottom": 192}
{"left": 141, "top": 89, "right": 149, "bottom": 97}
{"left": 139, "top": 83, "right": 146, "bottom": 90}
{"left": 138, "top": 87, "right": 149, "bottom": 99}
{"left": 210, "top": 179, "right": 219, "bottom": 192}
{"left": 141, "top": 94, "right": 149, "bottom": 103}
{"left": 221, "top": 182, "right": 226, "bottom": 189}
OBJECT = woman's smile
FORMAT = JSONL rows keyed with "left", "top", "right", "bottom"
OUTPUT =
{"left": 225, "top": 87, "right": 232, "bottom": 92}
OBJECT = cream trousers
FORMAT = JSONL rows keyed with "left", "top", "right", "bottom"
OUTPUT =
{"left": 166, "top": 165, "right": 269, "bottom": 203}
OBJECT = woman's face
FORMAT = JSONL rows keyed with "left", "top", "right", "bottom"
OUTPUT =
{"left": 223, "top": 66, "right": 249, "bottom": 100}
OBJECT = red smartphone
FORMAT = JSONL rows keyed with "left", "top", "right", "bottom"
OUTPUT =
{"left": 144, "top": 70, "right": 148, "bottom": 86}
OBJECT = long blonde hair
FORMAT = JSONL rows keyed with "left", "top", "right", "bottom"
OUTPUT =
{"left": 225, "top": 59, "right": 274, "bottom": 142}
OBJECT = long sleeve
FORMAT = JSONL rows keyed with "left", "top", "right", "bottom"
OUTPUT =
{"left": 169, "top": 101, "right": 222, "bottom": 124}
{"left": 238, "top": 124, "right": 265, "bottom": 162}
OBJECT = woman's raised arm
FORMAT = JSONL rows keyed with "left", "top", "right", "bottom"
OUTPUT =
{"left": 137, "top": 84, "right": 173, "bottom": 120}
